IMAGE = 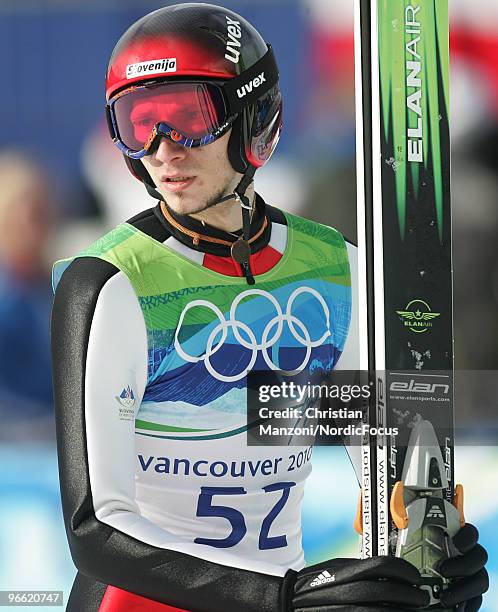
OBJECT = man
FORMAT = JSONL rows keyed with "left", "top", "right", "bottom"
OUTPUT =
{"left": 51, "top": 4, "right": 488, "bottom": 611}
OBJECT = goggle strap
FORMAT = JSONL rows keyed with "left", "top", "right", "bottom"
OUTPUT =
{"left": 222, "top": 45, "right": 279, "bottom": 115}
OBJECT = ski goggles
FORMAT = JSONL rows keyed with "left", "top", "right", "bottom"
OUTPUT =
{"left": 106, "top": 46, "right": 279, "bottom": 159}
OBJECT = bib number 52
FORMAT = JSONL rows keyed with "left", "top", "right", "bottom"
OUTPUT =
{"left": 194, "top": 482, "right": 296, "bottom": 549}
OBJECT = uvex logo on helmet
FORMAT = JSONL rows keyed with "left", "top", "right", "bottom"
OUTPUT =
{"left": 225, "top": 16, "right": 242, "bottom": 64}
{"left": 237, "top": 72, "right": 266, "bottom": 99}
{"left": 126, "top": 58, "right": 177, "bottom": 79}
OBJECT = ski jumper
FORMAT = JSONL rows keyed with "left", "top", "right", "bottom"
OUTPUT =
{"left": 51, "top": 197, "right": 357, "bottom": 611}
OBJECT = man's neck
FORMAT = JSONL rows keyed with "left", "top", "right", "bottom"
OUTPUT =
{"left": 189, "top": 187, "right": 255, "bottom": 234}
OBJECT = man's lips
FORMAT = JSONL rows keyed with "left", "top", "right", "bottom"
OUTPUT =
{"left": 160, "top": 175, "right": 195, "bottom": 192}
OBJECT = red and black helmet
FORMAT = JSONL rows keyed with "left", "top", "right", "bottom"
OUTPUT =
{"left": 105, "top": 3, "right": 283, "bottom": 195}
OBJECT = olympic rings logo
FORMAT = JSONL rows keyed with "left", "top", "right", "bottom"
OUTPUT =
{"left": 174, "top": 287, "right": 331, "bottom": 383}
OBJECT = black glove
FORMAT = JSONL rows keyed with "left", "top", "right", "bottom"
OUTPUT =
{"left": 281, "top": 555, "right": 430, "bottom": 611}
{"left": 438, "top": 523, "right": 489, "bottom": 612}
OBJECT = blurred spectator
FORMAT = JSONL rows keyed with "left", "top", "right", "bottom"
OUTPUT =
{"left": 0, "top": 151, "right": 56, "bottom": 439}
{"left": 297, "top": 0, "right": 357, "bottom": 241}
{"left": 449, "top": 2, "right": 498, "bottom": 375}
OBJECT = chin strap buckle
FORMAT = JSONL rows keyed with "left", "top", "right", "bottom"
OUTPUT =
{"left": 234, "top": 191, "right": 253, "bottom": 210}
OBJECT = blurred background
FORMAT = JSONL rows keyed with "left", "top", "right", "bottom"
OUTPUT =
{"left": 0, "top": 0, "right": 496, "bottom": 609}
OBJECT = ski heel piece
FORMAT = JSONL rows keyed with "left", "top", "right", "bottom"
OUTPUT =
{"left": 393, "top": 418, "right": 463, "bottom": 609}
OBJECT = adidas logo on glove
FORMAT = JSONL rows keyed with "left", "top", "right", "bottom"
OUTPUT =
{"left": 310, "top": 570, "right": 335, "bottom": 588}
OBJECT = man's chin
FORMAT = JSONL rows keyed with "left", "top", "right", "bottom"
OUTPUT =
{"left": 162, "top": 195, "right": 208, "bottom": 216}
{"left": 163, "top": 188, "right": 230, "bottom": 216}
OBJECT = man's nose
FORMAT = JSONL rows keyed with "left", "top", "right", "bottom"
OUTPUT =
{"left": 153, "top": 137, "right": 187, "bottom": 164}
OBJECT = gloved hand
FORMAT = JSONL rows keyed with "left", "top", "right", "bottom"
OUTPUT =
{"left": 281, "top": 555, "right": 431, "bottom": 611}
{"left": 438, "top": 523, "right": 489, "bottom": 612}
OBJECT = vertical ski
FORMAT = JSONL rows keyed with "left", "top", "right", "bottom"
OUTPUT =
{"left": 354, "top": 0, "right": 465, "bottom": 605}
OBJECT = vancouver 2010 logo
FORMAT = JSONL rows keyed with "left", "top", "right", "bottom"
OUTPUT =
{"left": 396, "top": 299, "right": 440, "bottom": 334}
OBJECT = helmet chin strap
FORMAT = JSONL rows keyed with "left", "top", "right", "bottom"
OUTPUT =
{"left": 210, "top": 165, "right": 257, "bottom": 285}
{"left": 144, "top": 181, "right": 165, "bottom": 202}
